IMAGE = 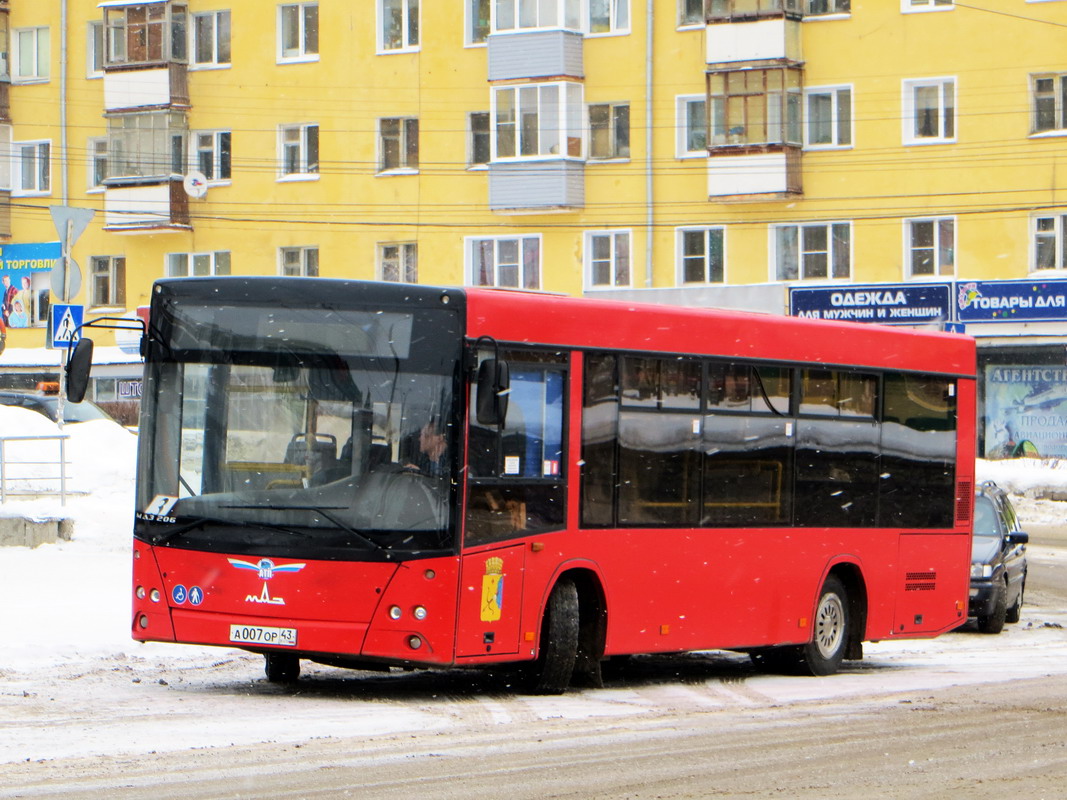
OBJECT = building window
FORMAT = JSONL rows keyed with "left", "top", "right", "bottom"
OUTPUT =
{"left": 676, "top": 95, "right": 707, "bottom": 157}
{"left": 193, "top": 131, "right": 232, "bottom": 181}
{"left": 15, "top": 141, "right": 50, "bottom": 195}
{"left": 279, "top": 123, "right": 319, "bottom": 178}
{"left": 278, "top": 3, "right": 318, "bottom": 62}
{"left": 379, "top": 118, "right": 419, "bottom": 172}
{"left": 807, "top": 0, "right": 849, "bottom": 13}
{"left": 13, "top": 27, "right": 49, "bottom": 82}
{"left": 1033, "top": 74, "right": 1067, "bottom": 135}
{"left": 104, "top": 4, "right": 187, "bottom": 67}
{"left": 1034, "top": 214, "right": 1067, "bottom": 271}
{"left": 707, "top": 0, "right": 805, "bottom": 22}
{"left": 88, "top": 21, "right": 105, "bottom": 78}
{"left": 804, "top": 86, "right": 851, "bottom": 148}
{"left": 907, "top": 218, "right": 954, "bottom": 277}
{"left": 380, "top": 0, "right": 420, "bottom": 52}
{"left": 494, "top": 0, "right": 581, "bottom": 31}
{"left": 589, "top": 0, "right": 630, "bottom": 34}
{"left": 493, "top": 82, "right": 584, "bottom": 159}
{"left": 903, "top": 78, "right": 955, "bottom": 144}
{"left": 91, "top": 256, "right": 126, "bottom": 307}
{"left": 708, "top": 67, "right": 802, "bottom": 148}
{"left": 469, "top": 112, "right": 491, "bottom": 167}
{"left": 774, "top": 222, "right": 851, "bottom": 281}
{"left": 678, "top": 227, "right": 725, "bottom": 284}
{"left": 469, "top": 236, "right": 541, "bottom": 289}
{"left": 166, "top": 251, "right": 232, "bottom": 277}
{"left": 88, "top": 138, "right": 108, "bottom": 191}
{"left": 679, "top": 0, "right": 705, "bottom": 26}
{"left": 904, "top": 0, "right": 952, "bottom": 10}
{"left": 586, "top": 231, "right": 631, "bottom": 288}
{"left": 589, "top": 103, "right": 630, "bottom": 160}
{"left": 193, "top": 10, "right": 231, "bottom": 67}
{"left": 468, "top": 0, "right": 490, "bottom": 44}
{"left": 380, "top": 243, "right": 418, "bottom": 282}
{"left": 107, "top": 111, "right": 187, "bottom": 181}
{"left": 280, "top": 246, "right": 319, "bottom": 277}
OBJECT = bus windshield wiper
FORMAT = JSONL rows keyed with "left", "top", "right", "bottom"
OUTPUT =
{"left": 154, "top": 516, "right": 312, "bottom": 545}
{"left": 219, "top": 504, "right": 392, "bottom": 558}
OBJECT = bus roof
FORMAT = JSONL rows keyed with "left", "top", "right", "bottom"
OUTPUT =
{"left": 464, "top": 287, "right": 976, "bottom": 377}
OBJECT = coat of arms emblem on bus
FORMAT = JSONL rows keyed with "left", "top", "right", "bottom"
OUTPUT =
{"left": 480, "top": 557, "right": 504, "bottom": 622}
{"left": 228, "top": 558, "right": 306, "bottom": 606}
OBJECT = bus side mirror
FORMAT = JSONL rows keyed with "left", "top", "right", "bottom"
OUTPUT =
{"left": 476, "top": 358, "right": 510, "bottom": 426}
{"left": 65, "top": 338, "right": 95, "bottom": 404}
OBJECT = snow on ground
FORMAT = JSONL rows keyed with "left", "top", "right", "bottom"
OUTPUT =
{"left": 2, "top": 402, "right": 1067, "bottom": 764}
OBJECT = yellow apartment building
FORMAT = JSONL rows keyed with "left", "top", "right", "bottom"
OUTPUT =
{"left": 0, "top": 0, "right": 1065, "bottom": 455}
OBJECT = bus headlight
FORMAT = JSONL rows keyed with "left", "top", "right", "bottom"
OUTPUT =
{"left": 413, "top": 606, "right": 428, "bottom": 621}
{"left": 150, "top": 588, "right": 161, "bottom": 602}
{"left": 389, "top": 605, "right": 402, "bottom": 620}
{"left": 136, "top": 586, "right": 146, "bottom": 600}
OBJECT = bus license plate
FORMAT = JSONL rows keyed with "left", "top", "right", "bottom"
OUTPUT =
{"left": 229, "top": 624, "right": 297, "bottom": 647}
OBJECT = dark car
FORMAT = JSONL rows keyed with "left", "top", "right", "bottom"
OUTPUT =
{"left": 969, "top": 481, "right": 1029, "bottom": 634}
{"left": 0, "top": 390, "right": 117, "bottom": 425}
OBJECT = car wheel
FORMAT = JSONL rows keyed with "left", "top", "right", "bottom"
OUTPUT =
{"left": 522, "top": 577, "right": 579, "bottom": 695}
{"left": 1005, "top": 575, "right": 1025, "bottom": 625}
{"left": 264, "top": 652, "right": 301, "bottom": 683}
{"left": 977, "top": 581, "right": 1007, "bottom": 634}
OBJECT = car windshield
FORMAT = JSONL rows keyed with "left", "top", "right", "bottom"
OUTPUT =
{"left": 971, "top": 495, "right": 1001, "bottom": 563}
{"left": 136, "top": 295, "right": 462, "bottom": 559}
{"left": 58, "top": 399, "right": 114, "bottom": 424}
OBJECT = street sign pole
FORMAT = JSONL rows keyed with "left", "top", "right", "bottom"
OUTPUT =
{"left": 49, "top": 206, "right": 95, "bottom": 429}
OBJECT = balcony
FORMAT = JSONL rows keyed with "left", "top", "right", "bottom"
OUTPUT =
{"left": 488, "top": 29, "right": 584, "bottom": 82}
{"left": 103, "top": 62, "right": 189, "bottom": 112}
{"left": 103, "top": 178, "right": 190, "bottom": 233}
{"left": 0, "top": 190, "right": 11, "bottom": 238}
{"left": 489, "top": 160, "right": 584, "bottom": 213}
{"left": 707, "top": 147, "right": 801, "bottom": 199}
{"left": 706, "top": 0, "right": 802, "bottom": 68}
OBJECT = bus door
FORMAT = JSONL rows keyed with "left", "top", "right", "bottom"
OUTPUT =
{"left": 457, "top": 545, "right": 526, "bottom": 657}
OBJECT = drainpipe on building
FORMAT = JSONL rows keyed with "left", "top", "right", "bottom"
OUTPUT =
{"left": 644, "top": 0, "right": 654, "bottom": 288}
{"left": 60, "top": 0, "right": 69, "bottom": 204}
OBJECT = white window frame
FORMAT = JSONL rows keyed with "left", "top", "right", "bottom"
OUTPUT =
{"left": 166, "top": 251, "right": 232, "bottom": 277}
{"left": 588, "top": 0, "right": 630, "bottom": 36}
{"left": 493, "top": 0, "right": 581, "bottom": 32}
{"left": 772, "top": 222, "right": 852, "bottom": 282}
{"left": 585, "top": 230, "right": 632, "bottom": 290}
{"left": 492, "top": 82, "right": 585, "bottom": 160}
{"left": 277, "top": 3, "right": 319, "bottom": 63}
{"left": 902, "top": 77, "right": 956, "bottom": 145}
{"left": 588, "top": 102, "right": 630, "bottom": 161}
{"left": 902, "top": 0, "right": 952, "bottom": 11}
{"left": 467, "top": 235, "right": 542, "bottom": 289}
{"left": 806, "top": 0, "right": 850, "bottom": 15}
{"left": 905, "top": 217, "right": 955, "bottom": 279}
{"left": 378, "top": 0, "right": 421, "bottom": 53}
{"left": 1032, "top": 74, "right": 1067, "bottom": 136}
{"left": 87, "top": 21, "right": 105, "bottom": 79}
{"left": 676, "top": 227, "right": 726, "bottom": 285}
{"left": 14, "top": 140, "right": 51, "bottom": 196}
{"left": 1032, "top": 213, "right": 1067, "bottom": 272}
{"left": 676, "top": 95, "right": 707, "bottom": 158}
{"left": 88, "top": 137, "right": 108, "bottom": 192}
{"left": 804, "top": 85, "right": 852, "bottom": 149}
{"left": 191, "top": 130, "right": 232, "bottom": 183}
{"left": 379, "top": 242, "right": 419, "bottom": 283}
{"left": 193, "top": 10, "right": 231, "bottom": 69}
{"left": 278, "top": 123, "right": 319, "bottom": 180}
{"left": 13, "top": 27, "right": 49, "bottom": 83}
{"left": 279, "top": 246, "right": 319, "bottom": 277}
{"left": 466, "top": 0, "right": 491, "bottom": 46}
{"left": 90, "top": 255, "right": 126, "bottom": 308}
{"left": 678, "top": 0, "right": 705, "bottom": 28}
{"left": 378, "top": 117, "right": 419, "bottom": 173}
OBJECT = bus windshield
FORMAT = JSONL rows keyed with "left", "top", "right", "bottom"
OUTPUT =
{"left": 135, "top": 293, "right": 461, "bottom": 560}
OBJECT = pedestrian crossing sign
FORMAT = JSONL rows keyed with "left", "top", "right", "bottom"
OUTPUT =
{"left": 50, "top": 304, "right": 83, "bottom": 350}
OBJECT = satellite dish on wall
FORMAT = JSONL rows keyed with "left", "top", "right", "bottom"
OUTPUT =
{"left": 182, "top": 171, "right": 209, "bottom": 199}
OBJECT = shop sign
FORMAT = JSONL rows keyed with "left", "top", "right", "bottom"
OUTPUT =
{"left": 0, "top": 243, "right": 61, "bottom": 330}
{"left": 957, "top": 279, "right": 1067, "bottom": 323}
{"left": 984, "top": 364, "right": 1067, "bottom": 459}
{"left": 789, "top": 283, "right": 951, "bottom": 325}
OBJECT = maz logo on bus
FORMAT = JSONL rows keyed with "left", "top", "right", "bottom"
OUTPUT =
{"left": 228, "top": 558, "right": 306, "bottom": 606}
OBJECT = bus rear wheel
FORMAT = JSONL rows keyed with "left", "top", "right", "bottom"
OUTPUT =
{"left": 264, "top": 652, "right": 301, "bottom": 684}
{"left": 523, "top": 577, "right": 579, "bottom": 695}
{"left": 796, "top": 575, "right": 849, "bottom": 676}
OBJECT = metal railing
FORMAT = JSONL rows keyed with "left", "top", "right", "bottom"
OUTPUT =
{"left": 0, "top": 434, "right": 72, "bottom": 505}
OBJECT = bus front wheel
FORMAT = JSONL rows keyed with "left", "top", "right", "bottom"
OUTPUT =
{"left": 523, "top": 577, "right": 579, "bottom": 695}
{"left": 264, "top": 652, "right": 301, "bottom": 684}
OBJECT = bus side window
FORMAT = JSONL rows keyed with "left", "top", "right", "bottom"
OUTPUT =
{"left": 465, "top": 357, "right": 566, "bottom": 546}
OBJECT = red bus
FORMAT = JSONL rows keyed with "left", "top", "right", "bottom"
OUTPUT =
{"left": 75, "top": 278, "right": 975, "bottom": 692}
